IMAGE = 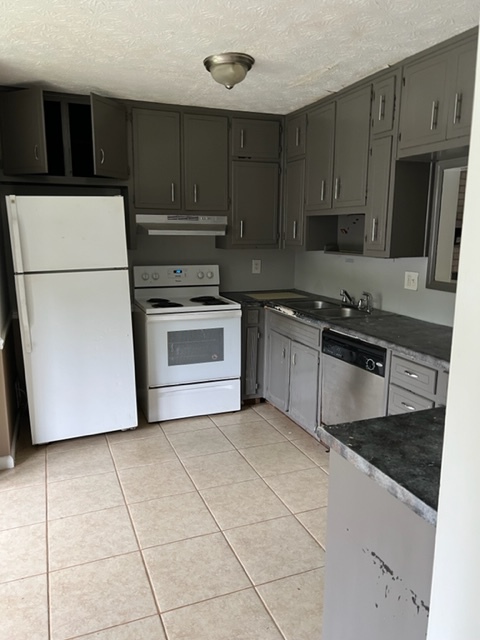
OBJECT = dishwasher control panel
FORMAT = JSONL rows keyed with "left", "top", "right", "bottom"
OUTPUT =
{"left": 322, "top": 330, "right": 386, "bottom": 377}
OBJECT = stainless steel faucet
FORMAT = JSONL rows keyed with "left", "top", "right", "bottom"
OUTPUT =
{"left": 357, "top": 291, "right": 373, "bottom": 314}
{"left": 340, "top": 289, "right": 355, "bottom": 307}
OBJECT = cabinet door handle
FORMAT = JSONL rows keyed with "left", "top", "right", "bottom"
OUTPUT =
{"left": 282, "top": 347, "right": 286, "bottom": 359}
{"left": 320, "top": 180, "right": 325, "bottom": 202}
{"left": 403, "top": 369, "right": 419, "bottom": 379}
{"left": 371, "top": 217, "right": 378, "bottom": 242}
{"left": 430, "top": 101, "right": 439, "bottom": 130}
{"left": 334, "top": 178, "right": 340, "bottom": 200}
{"left": 293, "top": 220, "right": 297, "bottom": 240}
{"left": 100, "top": 148, "right": 105, "bottom": 165}
{"left": 240, "top": 220, "right": 244, "bottom": 238}
{"left": 34, "top": 144, "right": 39, "bottom": 161}
{"left": 193, "top": 183, "right": 198, "bottom": 203}
{"left": 171, "top": 183, "right": 175, "bottom": 203}
{"left": 292, "top": 352, "right": 297, "bottom": 366}
{"left": 401, "top": 402, "right": 416, "bottom": 411}
{"left": 295, "top": 127, "right": 300, "bottom": 147}
{"left": 240, "top": 129, "right": 245, "bottom": 149}
{"left": 453, "top": 92, "right": 462, "bottom": 124}
{"left": 378, "top": 94, "right": 385, "bottom": 121}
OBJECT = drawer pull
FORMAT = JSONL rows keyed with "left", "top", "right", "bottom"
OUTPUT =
{"left": 401, "top": 402, "right": 416, "bottom": 411}
{"left": 403, "top": 369, "right": 419, "bottom": 379}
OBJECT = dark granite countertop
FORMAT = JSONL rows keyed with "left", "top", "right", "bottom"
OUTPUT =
{"left": 318, "top": 407, "right": 445, "bottom": 525}
{"left": 223, "top": 289, "right": 452, "bottom": 368}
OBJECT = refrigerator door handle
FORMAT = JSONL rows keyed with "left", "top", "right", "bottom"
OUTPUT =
{"left": 7, "top": 196, "right": 25, "bottom": 273}
{"left": 17, "top": 274, "right": 32, "bottom": 353}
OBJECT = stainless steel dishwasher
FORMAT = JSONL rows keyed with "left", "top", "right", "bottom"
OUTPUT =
{"left": 321, "top": 330, "right": 387, "bottom": 425}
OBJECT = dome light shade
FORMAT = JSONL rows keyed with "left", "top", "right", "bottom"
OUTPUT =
{"left": 203, "top": 53, "right": 255, "bottom": 90}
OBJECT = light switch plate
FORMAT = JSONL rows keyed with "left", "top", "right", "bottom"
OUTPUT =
{"left": 404, "top": 271, "right": 419, "bottom": 290}
{"left": 252, "top": 259, "right": 262, "bottom": 274}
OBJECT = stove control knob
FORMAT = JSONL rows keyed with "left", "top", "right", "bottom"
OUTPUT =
{"left": 197, "top": 271, "right": 205, "bottom": 279}
{"left": 366, "top": 358, "right": 375, "bottom": 372}
{"left": 206, "top": 271, "right": 214, "bottom": 279}
{"left": 152, "top": 273, "right": 159, "bottom": 280}
{"left": 142, "top": 273, "right": 149, "bottom": 281}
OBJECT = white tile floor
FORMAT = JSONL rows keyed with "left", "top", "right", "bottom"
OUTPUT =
{"left": 0, "top": 404, "right": 329, "bottom": 640}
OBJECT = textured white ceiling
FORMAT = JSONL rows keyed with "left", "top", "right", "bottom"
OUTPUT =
{"left": 0, "top": 0, "right": 478, "bottom": 114}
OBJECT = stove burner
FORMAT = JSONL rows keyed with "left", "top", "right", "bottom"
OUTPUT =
{"left": 190, "top": 296, "right": 217, "bottom": 303}
{"left": 148, "top": 298, "right": 170, "bottom": 304}
{"left": 151, "top": 301, "right": 184, "bottom": 308}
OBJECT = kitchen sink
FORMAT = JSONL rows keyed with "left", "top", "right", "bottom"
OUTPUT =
{"left": 312, "top": 307, "right": 367, "bottom": 319}
{"left": 290, "top": 300, "right": 339, "bottom": 310}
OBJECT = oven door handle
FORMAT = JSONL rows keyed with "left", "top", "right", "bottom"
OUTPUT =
{"left": 146, "top": 310, "right": 242, "bottom": 322}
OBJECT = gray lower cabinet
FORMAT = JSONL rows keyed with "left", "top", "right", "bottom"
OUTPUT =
{"left": 387, "top": 353, "right": 448, "bottom": 415}
{"left": 242, "top": 307, "right": 265, "bottom": 400}
{"left": 231, "top": 118, "right": 281, "bottom": 160}
{"left": 231, "top": 161, "right": 279, "bottom": 247}
{"left": 132, "top": 109, "right": 181, "bottom": 209}
{"left": 0, "top": 88, "right": 129, "bottom": 178}
{"left": 286, "top": 113, "right": 306, "bottom": 159}
{"left": 265, "top": 311, "right": 321, "bottom": 434}
{"left": 284, "top": 158, "right": 305, "bottom": 246}
{"left": 184, "top": 114, "right": 229, "bottom": 211}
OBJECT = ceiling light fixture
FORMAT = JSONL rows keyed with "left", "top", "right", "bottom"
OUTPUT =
{"left": 203, "top": 52, "right": 255, "bottom": 90}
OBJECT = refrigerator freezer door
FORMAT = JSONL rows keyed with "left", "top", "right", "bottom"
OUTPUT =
{"left": 6, "top": 195, "right": 128, "bottom": 273}
{"left": 18, "top": 269, "right": 137, "bottom": 444}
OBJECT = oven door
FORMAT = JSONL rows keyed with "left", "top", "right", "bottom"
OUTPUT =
{"left": 146, "top": 310, "right": 241, "bottom": 387}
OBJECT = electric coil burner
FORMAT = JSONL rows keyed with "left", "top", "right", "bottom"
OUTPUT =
{"left": 133, "top": 265, "right": 241, "bottom": 422}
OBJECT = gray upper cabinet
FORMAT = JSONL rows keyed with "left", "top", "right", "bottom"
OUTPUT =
{"left": 231, "top": 160, "right": 279, "bottom": 246}
{"left": 0, "top": 88, "right": 128, "bottom": 179}
{"left": 372, "top": 76, "right": 396, "bottom": 136}
{"left": 90, "top": 93, "right": 129, "bottom": 180}
{"left": 184, "top": 114, "right": 229, "bottom": 211}
{"left": 132, "top": 109, "right": 181, "bottom": 209}
{"left": 446, "top": 38, "right": 477, "bottom": 140}
{"left": 232, "top": 118, "right": 280, "bottom": 160}
{"left": 305, "top": 101, "right": 335, "bottom": 212}
{"left": 0, "top": 88, "right": 48, "bottom": 174}
{"left": 333, "top": 85, "right": 371, "bottom": 209}
{"left": 284, "top": 158, "right": 305, "bottom": 246}
{"left": 399, "top": 35, "right": 477, "bottom": 153}
{"left": 286, "top": 113, "right": 306, "bottom": 159}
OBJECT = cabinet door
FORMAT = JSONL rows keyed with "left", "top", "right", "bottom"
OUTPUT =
{"left": 244, "top": 325, "right": 260, "bottom": 397}
{"left": 364, "top": 137, "right": 393, "bottom": 254}
{"left": 446, "top": 39, "right": 477, "bottom": 140}
{"left": 286, "top": 114, "right": 306, "bottom": 159}
{"left": 91, "top": 93, "right": 129, "bottom": 179}
{"left": 334, "top": 85, "right": 371, "bottom": 208}
{"left": 372, "top": 76, "right": 396, "bottom": 135}
{"left": 284, "top": 158, "right": 305, "bottom": 247}
{"left": 184, "top": 114, "right": 229, "bottom": 211}
{"left": 0, "top": 88, "right": 48, "bottom": 174}
{"left": 232, "top": 118, "right": 280, "bottom": 160}
{"left": 399, "top": 54, "right": 449, "bottom": 150}
{"left": 232, "top": 161, "right": 279, "bottom": 246}
{"left": 265, "top": 331, "right": 290, "bottom": 412}
{"left": 132, "top": 109, "right": 181, "bottom": 209}
{"left": 305, "top": 102, "right": 335, "bottom": 212}
{"left": 288, "top": 342, "right": 319, "bottom": 433}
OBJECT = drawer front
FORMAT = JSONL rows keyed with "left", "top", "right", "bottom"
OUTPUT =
{"left": 268, "top": 310, "right": 320, "bottom": 349}
{"left": 246, "top": 309, "right": 260, "bottom": 325}
{"left": 390, "top": 355, "right": 437, "bottom": 396}
{"left": 388, "top": 384, "right": 434, "bottom": 415}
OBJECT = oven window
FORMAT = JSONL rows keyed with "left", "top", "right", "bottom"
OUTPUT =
{"left": 168, "top": 328, "right": 224, "bottom": 366}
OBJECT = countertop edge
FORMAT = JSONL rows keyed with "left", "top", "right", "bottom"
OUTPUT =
{"left": 318, "top": 427, "right": 437, "bottom": 526}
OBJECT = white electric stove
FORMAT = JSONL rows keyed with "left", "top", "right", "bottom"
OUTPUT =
{"left": 133, "top": 265, "right": 242, "bottom": 422}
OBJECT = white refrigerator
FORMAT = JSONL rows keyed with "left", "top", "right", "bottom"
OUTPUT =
{"left": 6, "top": 194, "right": 137, "bottom": 445}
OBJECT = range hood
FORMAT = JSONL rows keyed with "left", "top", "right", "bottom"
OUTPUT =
{"left": 136, "top": 214, "right": 227, "bottom": 236}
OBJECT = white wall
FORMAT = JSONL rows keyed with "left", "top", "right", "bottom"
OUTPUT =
{"left": 129, "top": 235, "right": 296, "bottom": 292}
{"left": 294, "top": 252, "right": 456, "bottom": 326}
{"left": 426, "top": 26, "right": 480, "bottom": 639}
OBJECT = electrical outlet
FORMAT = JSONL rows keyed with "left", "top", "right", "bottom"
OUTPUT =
{"left": 404, "top": 271, "right": 419, "bottom": 291}
{"left": 252, "top": 259, "right": 261, "bottom": 274}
